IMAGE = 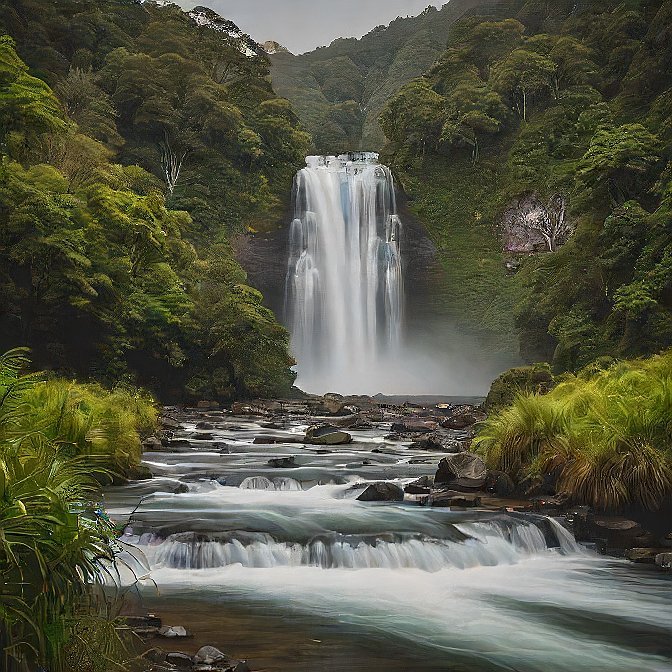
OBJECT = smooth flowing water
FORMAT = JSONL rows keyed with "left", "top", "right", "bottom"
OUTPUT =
{"left": 106, "top": 412, "right": 672, "bottom": 672}
{"left": 285, "top": 153, "right": 403, "bottom": 394}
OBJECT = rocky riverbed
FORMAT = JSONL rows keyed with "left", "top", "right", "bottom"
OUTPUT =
{"left": 105, "top": 395, "right": 672, "bottom": 672}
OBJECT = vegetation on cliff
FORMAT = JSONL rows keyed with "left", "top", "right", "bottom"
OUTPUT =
{"left": 382, "top": 0, "right": 672, "bottom": 370}
{"left": 0, "top": 0, "right": 310, "bottom": 401}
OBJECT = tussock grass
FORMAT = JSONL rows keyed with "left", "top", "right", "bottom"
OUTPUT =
{"left": 474, "top": 350, "right": 672, "bottom": 510}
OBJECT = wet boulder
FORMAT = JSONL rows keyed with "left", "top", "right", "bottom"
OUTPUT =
{"left": 485, "top": 470, "right": 516, "bottom": 497}
{"left": 196, "top": 421, "right": 214, "bottom": 430}
{"left": 435, "top": 453, "right": 487, "bottom": 490}
{"left": 440, "top": 408, "right": 486, "bottom": 430}
{"left": 305, "top": 424, "right": 352, "bottom": 445}
{"left": 267, "top": 456, "right": 298, "bottom": 469}
{"left": 430, "top": 491, "right": 482, "bottom": 508}
{"left": 356, "top": 482, "right": 405, "bottom": 502}
{"left": 625, "top": 548, "right": 668, "bottom": 564}
{"left": 142, "top": 435, "right": 163, "bottom": 451}
{"left": 391, "top": 418, "right": 438, "bottom": 434}
{"left": 166, "top": 652, "right": 193, "bottom": 669}
{"left": 655, "top": 553, "right": 672, "bottom": 569}
{"left": 409, "top": 432, "right": 464, "bottom": 453}
{"left": 158, "top": 625, "right": 190, "bottom": 638}
{"left": 404, "top": 475, "right": 435, "bottom": 495}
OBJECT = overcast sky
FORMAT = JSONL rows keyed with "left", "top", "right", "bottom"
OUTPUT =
{"left": 178, "top": 1, "right": 446, "bottom": 54}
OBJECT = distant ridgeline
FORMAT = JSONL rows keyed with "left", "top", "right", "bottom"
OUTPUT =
{"left": 269, "top": 0, "right": 504, "bottom": 153}
{"left": 0, "top": 0, "right": 310, "bottom": 400}
{"left": 376, "top": 0, "right": 672, "bottom": 371}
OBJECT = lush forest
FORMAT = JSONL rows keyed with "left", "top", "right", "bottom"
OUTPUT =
{"left": 381, "top": 0, "right": 672, "bottom": 372}
{"left": 0, "top": 0, "right": 310, "bottom": 402}
{"left": 269, "top": 0, "right": 500, "bottom": 152}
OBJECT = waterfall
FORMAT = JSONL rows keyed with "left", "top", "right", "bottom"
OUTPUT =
{"left": 285, "top": 153, "right": 403, "bottom": 394}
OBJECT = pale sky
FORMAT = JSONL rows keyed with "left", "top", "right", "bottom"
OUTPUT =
{"left": 178, "top": 1, "right": 446, "bottom": 54}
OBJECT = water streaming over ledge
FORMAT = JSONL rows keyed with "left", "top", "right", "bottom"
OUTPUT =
{"left": 285, "top": 153, "right": 403, "bottom": 394}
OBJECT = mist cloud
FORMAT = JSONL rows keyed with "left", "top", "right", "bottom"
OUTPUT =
{"left": 177, "top": 0, "right": 445, "bottom": 53}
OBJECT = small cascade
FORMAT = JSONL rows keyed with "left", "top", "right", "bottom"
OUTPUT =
{"left": 143, "top": 518, "right": 579, "bottom": 572}
{"left": 240, "top": 476, "right": 303, "bottom": 491}
{"left": 285, "top": 153, "right": 403, "bottom": 393}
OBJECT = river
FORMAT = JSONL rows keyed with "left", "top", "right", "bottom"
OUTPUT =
{"left": 105, "top": 409, "right": 672, "bottom": 672}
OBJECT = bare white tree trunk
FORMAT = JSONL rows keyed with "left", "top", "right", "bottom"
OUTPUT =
{"left": 159, "top": 132, "right": 189, "bottom": 194}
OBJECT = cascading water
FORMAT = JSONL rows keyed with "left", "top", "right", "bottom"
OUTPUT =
{"left": 106, "top": 413, "right": 672, "bottom": 672}
{"left": 285, "top": 153, "right": 403, "bottom": 394}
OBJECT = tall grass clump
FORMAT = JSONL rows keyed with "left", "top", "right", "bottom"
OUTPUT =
{"left": 474, "top": 350, "right": 672, "bottom": 511}
{"left": 0, "top": 349, "right": 157, "bottom": 671}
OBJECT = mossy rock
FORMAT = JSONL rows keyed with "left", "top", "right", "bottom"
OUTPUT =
{"left": 485, "top": 363, "right": 556, "bottom": 413}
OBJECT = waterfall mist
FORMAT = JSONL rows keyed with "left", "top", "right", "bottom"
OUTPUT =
{"left": 284, "top": 153, "right": 507, "bottom": 396}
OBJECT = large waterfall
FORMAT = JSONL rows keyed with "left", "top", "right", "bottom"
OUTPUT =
{"left": 285, "top": 153, "right": 403, "bottom": 394}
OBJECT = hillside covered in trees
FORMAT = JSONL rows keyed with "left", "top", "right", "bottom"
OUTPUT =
{"left": 0, "top": 0, "right": 310, "bottom": 401}
{"left": 269, "top": 0, "right": 502, "bottom": 152}
{"left": 381, "top": 0, "right": 672, "bottom": 372}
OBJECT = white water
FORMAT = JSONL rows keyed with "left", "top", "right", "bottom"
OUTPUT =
{"left": 107, "top": 414, "right": 672, "bottom": 672}
{"left": 286, "top": 153, "right": 403, "bottom": 394}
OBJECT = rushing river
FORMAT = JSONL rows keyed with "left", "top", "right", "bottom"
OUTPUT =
{"left": 105, "top": 411, "right": 672, "bottom": 672}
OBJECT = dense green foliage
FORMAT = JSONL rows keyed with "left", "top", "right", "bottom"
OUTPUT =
{"left": 383, "top": 0, "right": 672, "bottom": 370}
{"left": 0, "top": 1, "right": 309, "bottom": 400}
{"left": 270, "top": 0, "right": 500, "bottom": 152}
{"left": 0, "top": 349, "right": 155, "bottom": 671}
{"left": 475, "top": 350, "right": 672, "bottom": 511}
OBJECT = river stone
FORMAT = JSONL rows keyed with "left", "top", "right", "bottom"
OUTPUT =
{"left": 409, "top": 432, "right": 464, "bottom": 453}
{"left": 435, "top": 453, "right": 487, "bottom": 490}
{"left": 485, "top": 470, "right": 516, "bottom": 497}
{"left": 430, "top": 491, "right": 482, "bottom": 508}
{"left": 625, "top": 548, "right": 668, "bottom": 563}
{"left": 440, "top": 408, "right": 486, "bottom": 430}
{"left": 196, "top": 421, "right": 214, "bottom": 430}
{"left": 158, "top": 625, "right": 190, "bottom": 638}
{"left": 405, "top": 475, "right": 434, "bottom": 495}
{"left": 166, "top": 651, "right": 193, "bottom": 668}
{"left": 268, "top": 456, "right": 298, "bottom": 468}
{"left": 142, "top": 435, "right": 163, "bottom": 451}
{"left": 305, "top": 424, "right": 352, "bottom": 445}
{"left": 655, "top": 552, "right": 672, "bottom": 569}
{"left": 356, "top": 482, "right": 404, "bottom": 502}
{"left": 195, "top": 646, "right": 227, "bottom": 664}
{"left": 391, "top": 418, "right": 438, "bottom": 434}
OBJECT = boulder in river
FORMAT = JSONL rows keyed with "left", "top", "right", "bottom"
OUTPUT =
{"left": 625, "top": 548, "right": 668, "bottom": 564}
{"left": 485, "top": 470, "right": 516, "bottom": 497}
{"left": 158, "top": 625, "right": 190, "bottom": 638}
{"left": 435, "top": 453, "right": 487, "bottom": 490}
{"left": 440, "top": 409, "right": 486, "bottom": 430}
{"left": 267, "top": 456, "right": 298, "bottom": 469}
{"left": 142, "top": 435, "right": 163, "bottom": 451}
{"left": 196, "top": 421, "right": 215, "bottom": 430}
{"left": 391, "top": 418, "right": 438, "bottom": 434}
{"left": 655, "top": 552, "right": 672, "bottom": 569}
{"left": 409, "top": 432, "right": 464, "bottom": 453}
{"left": 166, "top": 651, "right": 193, "bottom": 668}
{"left": 430, "top": 491, "right": 482, "bottom": 508}
{"left": 356, "top": 482, "right": 405, "bottom": 502}
{"left": 404, "top": 475, "right": 435, "bottom": 495}
{"left": 305, "top": 424, "right": 352, "bottom": 445}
